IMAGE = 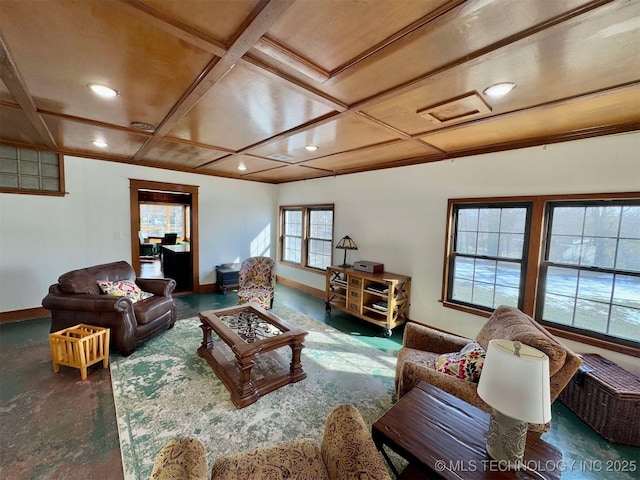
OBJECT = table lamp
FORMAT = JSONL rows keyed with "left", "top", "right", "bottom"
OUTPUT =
{"left": 477, "top": 339, "right": 551, "bottom": 468}
{"left": 335, "top": 235, "right": 358, "bottom": 267}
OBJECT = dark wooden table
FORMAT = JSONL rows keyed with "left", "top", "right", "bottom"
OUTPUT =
{"left": 198, "top": 303, "right": 307, "bottom": 408}
{"left": 372, "top": 382, "right": 563, "bottom": 479}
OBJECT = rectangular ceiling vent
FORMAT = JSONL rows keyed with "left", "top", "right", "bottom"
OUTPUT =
{"left": 267, "top": 153, "right": 294, "bottom": 161}
{"left": 417, "top": 92, "right": 492, "bottom": 124}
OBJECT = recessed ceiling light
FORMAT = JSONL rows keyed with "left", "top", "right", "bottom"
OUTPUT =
{"left": 237, "top": 162, "right": 247, "bottom": 171}
{"left": 88, "top": 84, "right": 119, "bottom": 98}
{"left": 304, "top": 145, "right": 318, "bottom": 152}
{"left": 483, "top": 82, "right": 516, "bottom": 98}
{"left": 92, "top": 140, "right": 108, "bottom": 148}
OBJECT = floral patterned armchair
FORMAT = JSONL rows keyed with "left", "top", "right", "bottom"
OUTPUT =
{"left": 150, "top": 404, "right": 391, "bottom": 480}
{"left": 237, "top": 256, "right": 275, "bottom": 309}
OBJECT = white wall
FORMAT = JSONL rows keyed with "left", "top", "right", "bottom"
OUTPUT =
{"left": 0, "top": 155, "right": 277, "bottom": 312}
{"left": 277, "top": 132, "right": 640, "bottom": 373}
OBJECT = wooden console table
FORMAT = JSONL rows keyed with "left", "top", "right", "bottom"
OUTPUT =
{"left": 372, "top": 382, "right": 562, "bottom": 479}
{"left": 325, "top": 265, "right": 410, "bottom": 337}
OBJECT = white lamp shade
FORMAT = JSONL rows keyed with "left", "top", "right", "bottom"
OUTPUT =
{"left": 478, "top": 339, "right": 551, "bottom": 424}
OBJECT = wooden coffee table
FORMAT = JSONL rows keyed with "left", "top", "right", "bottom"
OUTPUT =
{"left": 372, "top": 382, "right": 562, "bottom": 479}
{"left": 198, "top": 303, "right": 308, "bottom": 408}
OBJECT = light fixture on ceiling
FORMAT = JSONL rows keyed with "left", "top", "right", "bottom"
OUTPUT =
{"left": 131, "top": 122, "right": 156, "bottom": 132}
{"left": 304, "top": 145, "right": 319, "bottom": 152}
{"left": 88, "top": 84, "right": 119, "bottom": 98}
{"left": 238, "top": 161, "right": 247, "bottom": 171}
{"left": 92, "top": 140, "right": 108, "bottom": 148}
{"left": 483, "top": 82, "right": 516, "bottom": 98}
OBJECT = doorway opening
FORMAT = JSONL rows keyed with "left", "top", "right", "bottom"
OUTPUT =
{"left": 130, "top": 179, "right": 199, "bottom": 293}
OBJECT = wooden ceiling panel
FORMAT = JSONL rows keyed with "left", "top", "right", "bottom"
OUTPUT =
{"left": 242, "top": 164, "right": 331, "bottom": 183}
{"left": 247, "top": 115, "right": 399, "bottom": 161}
{"left": 266, "top": 0, "right": 446, "bottom": 73}
{"left": 169, "top": 65, "right": 336, "bottom": 151}
{"left": 0, "top": 0, "right": 214, "bottom": 127}
{"left": 323, "top": 0, "right": 597, "bottom": 104}
{"left": 300, "top": 140, "right": 441, "bottom": 172}
{"left": 196, "top": 154, "right": 284, "bottom": 176}
{"left": 0, "top": 106, "right": 48, "bottom": 147}
{"left": 0, "top": 78, "right": 14, "bottom": 104}
{"left": 420, "top": 86, "right": 640, "bottom": 152}
{"left": 139, "top": 0, "right": 261, "bottom": 45}
{"left": 363, "top": 0, "right": 640, "bottom": 135}
{"left": 0, "top": 0, "right": 637, "bottom": 183}
{"left": 140, "top": 140, "right": 229, "bottom": 168}
{"left": 42, "top": 114, "right": 148, "bottom": 157}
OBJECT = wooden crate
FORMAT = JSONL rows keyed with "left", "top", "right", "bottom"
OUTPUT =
{"left": 559, "top": 354, "right": 640, "bottom": 446}
{"left": 49, "top": 324, "right": 110, "bottom": 380}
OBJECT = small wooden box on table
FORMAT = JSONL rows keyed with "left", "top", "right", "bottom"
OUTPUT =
{"left": 198, "top": 303, "right": 308, "bottom": 408}
{"left": 372, "top": 381, "right": 562, "bottom": 479}
{"left": 49, "top": 324, "right": 110, "bottom": 380}
{"left": 325, "top": 265, "right": 411, "bottom": 337}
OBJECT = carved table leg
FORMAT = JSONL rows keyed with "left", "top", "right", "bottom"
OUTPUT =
{"left": 289, "top": 341, "right": 306, "bottom": 381}
{"left": 235, "top": 356, "right": 257, "bottom": 399}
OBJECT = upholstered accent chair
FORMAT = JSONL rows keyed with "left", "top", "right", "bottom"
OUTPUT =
{"left": 150, "top": 403, "right": 391, "bottom": 480}
{"left": 395, "top": 305, "right": 583, "bottom": 432}
{"left": 237, "top": 256, "right": 276, "bottom": 309}
{"left": 42, "top": 261, "right": 176, "bottom": 356}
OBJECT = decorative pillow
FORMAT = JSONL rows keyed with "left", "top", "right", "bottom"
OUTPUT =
{"left": 435, "top": 341, "right": 486, "bottom": 383}
{"left": 96, "top": 279, "right": 153, "bottom": 303}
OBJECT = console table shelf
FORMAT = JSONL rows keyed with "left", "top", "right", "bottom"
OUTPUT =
{"left": 325, "top": 265, "right": 411, "bottom": 337}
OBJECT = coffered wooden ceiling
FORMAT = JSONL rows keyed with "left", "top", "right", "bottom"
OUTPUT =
{"left": 1, "top": 0, "right": 639, "bottom": 184}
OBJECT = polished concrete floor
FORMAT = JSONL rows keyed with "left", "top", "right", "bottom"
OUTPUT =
{"left": 0, "top": 283, "right": 637, "bottom": 479}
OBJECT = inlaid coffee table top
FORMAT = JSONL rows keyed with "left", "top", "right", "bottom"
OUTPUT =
{"left": 198, "top": 303, "right": 308, "bottom": 408}
{"left": 218, "top": 309, "right": 285, "bottom": 343}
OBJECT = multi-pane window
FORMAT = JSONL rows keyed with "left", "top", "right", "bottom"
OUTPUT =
{"left": 282, "top": 209, "right": 303, "bottom": 264}
{"left": 140, "top": 203, "right": 188, "bottom": 240}
{"left": 448, "top": 204, "right": 531, "bottom": 311}
{"left": 444, "top": 194, "right": 639, "bottom": 349}
{"left": 0, "top": 145, "right": 62, "bottom": 194}
{"left": 280, "top": 205, "right": 334, "bottom": 271}
{"left": 538, "top": 201, "right": 640, "bottom": 344}
{"left": 307, "top": 208, "right": 334, "bottom": 269}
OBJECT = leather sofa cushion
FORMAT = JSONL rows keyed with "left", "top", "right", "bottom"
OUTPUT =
{"left": 59, "top": 261, "right": 136, "bottom": 295}
{"left": 134, "top": 296, "right": 174, "bottom": 325}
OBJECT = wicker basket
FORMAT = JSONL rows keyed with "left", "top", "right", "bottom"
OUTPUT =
{"left": 49, "top": 324, "right": 110, "bottom": 380}
{"left": 559, "top": 353, "right": 640, "bottom": 446}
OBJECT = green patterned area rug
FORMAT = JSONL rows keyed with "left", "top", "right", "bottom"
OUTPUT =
{"left": 111, "top": 305, "right": 398, "bottom": 480}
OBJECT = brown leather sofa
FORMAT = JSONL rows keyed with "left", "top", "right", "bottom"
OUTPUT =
{"left": 42, "top": 261, "right": 176, "bottom": 356}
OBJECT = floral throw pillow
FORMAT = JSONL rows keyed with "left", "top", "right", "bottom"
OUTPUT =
{"left": 435, "top": 341, "right": 486, "bottom": 383}
{"left": 96, "top": 279, "right": 153, "bottom": 303}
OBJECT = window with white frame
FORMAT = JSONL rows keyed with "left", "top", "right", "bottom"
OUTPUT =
{"left": 280, "top": 205, "right": 334, "bottom": 271}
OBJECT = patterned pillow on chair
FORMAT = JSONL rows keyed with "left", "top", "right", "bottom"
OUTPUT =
{"left": 435, "top": 341, "right": 486, "bottom": 383}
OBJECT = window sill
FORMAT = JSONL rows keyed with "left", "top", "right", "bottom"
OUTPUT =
{"left": 441, "top": 300, "right": 639, "bottom": 358}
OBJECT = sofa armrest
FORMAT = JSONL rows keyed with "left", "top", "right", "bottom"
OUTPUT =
{"left": 403, "top": 322, "right": 471, "bottom": 353}
{"left": 42, "top": 292, "right": 134, "bottom": 314}
{"left": 321, "top": 404, "right": 391, "bottom": 480}
{"left": 136, "top": 277, "right": 176, "bottom": 297}
{"left": 151, "top": 436, "right": 207, "bottom": 480}
{"left": 398, "top": 360, "right": 487, "bottom": 409}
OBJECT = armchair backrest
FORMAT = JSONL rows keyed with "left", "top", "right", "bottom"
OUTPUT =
{"left": 239, "top": 256, "right": 275, "bottom": 288}
{"left": 475, "top": 305, "right": 582, "bottom": 403}
{"left": 58, "top": 261, "right": 136, "bottom": 295}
